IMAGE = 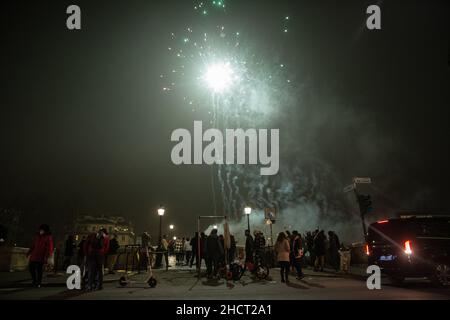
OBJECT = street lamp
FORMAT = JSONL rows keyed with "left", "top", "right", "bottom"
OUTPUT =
{"left": 157, "top": 206, "right": 165, "bottom": 245}
{"left": 244, "top": 206, "right": 252, "bottom": 232}
{"left": 169, "top": 224, "right": 174, "bottom": 230}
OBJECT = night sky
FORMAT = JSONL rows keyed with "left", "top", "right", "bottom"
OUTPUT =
{"left": 2, "top": 0, "right": 449, "bottom": 244}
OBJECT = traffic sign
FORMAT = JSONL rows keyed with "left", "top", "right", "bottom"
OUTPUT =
{"left": 343, "top": 184, "right": 355, "bottom": 193}
{"left": 264, "top": 207, "right": 276, "bottom": 223}
{"left": 353, "top": 177, "right": 372, "bottom": 184}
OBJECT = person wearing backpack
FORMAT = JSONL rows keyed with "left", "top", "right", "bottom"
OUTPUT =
{"left": 84, "top": 228, "right": 110, "bottom": 290}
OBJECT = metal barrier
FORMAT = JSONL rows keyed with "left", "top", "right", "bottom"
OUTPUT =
{"left": 116, "top": 245, "right": 142, "bottom": 273}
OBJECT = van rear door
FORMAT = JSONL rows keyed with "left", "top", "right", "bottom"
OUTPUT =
{"left": 367, "top": 220, "right": 411, "bottom": 266}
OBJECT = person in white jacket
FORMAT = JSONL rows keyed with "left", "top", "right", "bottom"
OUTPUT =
{"left": 184, "top": 237, "right": 192, "bottom": 266}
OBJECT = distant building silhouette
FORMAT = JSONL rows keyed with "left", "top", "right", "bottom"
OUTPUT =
{"left": 71, "top": 215, "right": 135, "bottom": 245}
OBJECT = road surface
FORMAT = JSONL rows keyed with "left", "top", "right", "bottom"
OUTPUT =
{"left": 1, "top": 267, "right": 449, "bottom": 300}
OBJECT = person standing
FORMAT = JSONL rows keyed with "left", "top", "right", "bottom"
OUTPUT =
{"left": 244, "top": 229, "right": 254, "bottom": 264}
{"left": 285, "top": 230, "right": 295, "bottom": 272}
{"left": 228, "top": 234, "right": 237, "bottom": 264}
{"left": 107, "top": 234, "right": 120, "bottom": 274}
{"left": 339, "top": 243, "right": 351, "bottom": 274}
{"left": 205, "top": 229, "right": 224, "bottom": 279}
{"left": 77, "top": 236, "right": 86, "bottom": 279}
{"left": 174, "top": 237, "right": 184, "bottom": 265}
{"left": 63, "top": 235, "right": 76, "bottom": 270}
{"left": 313, "top": 230, "right": 326, "bottom": 272}
{"left": 275, "top": 232, "right": 290, "bottom": 284}
{"left": 161, "top": 235, "right": 169, "bottom": 270}
{"left": 199, "top": 232, "right": 207, "bottom": 269}
{"left": 328, "top": 231, "right": 341, "bottom": 271}
{"left": 218, "top": 234, "right": 225, "bottom": 265}
{"left": 180, "top": 237, "right": 186, "bottom": 263}
{"left": 84, "top": 228, "right": 110, "bottom": 290}
{"left": 254, "top": 231, "right": 266, "bottom": 263}
{"left": 184, "top": 237, "right": 192, "bottom": 266}
{"left": 189, "top": 232, "right": 199, "bottom": 268}
{"left": 285, "top": 230, "right": 292, "bottom": 240}
{"left": 290, "top": 231, "right": 304, "bottom": 279}
{"left": 141, "top": 232, "right": 151, "bottom": 269}
{"left": 305, "top": 231, "right": 314, "bottom": 267}
{"left": 27, "top": 224, "right": 54, "bottom": 288}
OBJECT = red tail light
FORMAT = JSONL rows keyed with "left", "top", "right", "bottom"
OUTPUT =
{"left": 377, "top": 220, "right": 389, "bottom": 224}
{"left": 404, "top": 240, "right": 413, "bottom": 255}
{"left": 365, "top": 244, "right": 370, "bottom": 256}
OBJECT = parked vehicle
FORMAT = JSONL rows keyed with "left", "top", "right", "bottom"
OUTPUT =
{"left": 366, "top": 215, "right": 450, "bottom": 286}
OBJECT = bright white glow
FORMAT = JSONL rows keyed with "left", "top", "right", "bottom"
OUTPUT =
{"left": 244, "top": 207, "right": 252, "bottom": 215}
{"left": 169, "top": 224, "right": 174, "bottom": 230}
{"left": 173, "top": 236, "right": 177, "bottom": 240}
{"left": 204, "top": 62, "right": 234, "bottom": 93}
{"left": 213, "top": 225, "right": 218, "bottom": 229}
{"left": 158, "top": 207, "right": 165, "bottom": 216}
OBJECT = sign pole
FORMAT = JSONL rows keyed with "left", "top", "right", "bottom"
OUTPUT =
{"left": 270, "top": 223, "right": 273, "bottom": 247}
{"left": 345, "top": 178, "right": 372, "bottom": 241}
{"left": 354, "top": 188, "right": 368, "bottom": 241}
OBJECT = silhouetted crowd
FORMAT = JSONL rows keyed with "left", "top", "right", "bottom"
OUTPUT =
{"left": 25, "top": 222, "right": 351, "bottom": 289}
{"left": 274, "top": 229, "right": 345, "bottom": 283}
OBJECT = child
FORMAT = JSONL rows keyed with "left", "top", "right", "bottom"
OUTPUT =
{"left": 338, "top": 243, "right": 351, "bottom": 274}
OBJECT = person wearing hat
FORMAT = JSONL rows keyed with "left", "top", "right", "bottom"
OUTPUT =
{"left": 84, "top": 227, "right": 110, "bottom": 290}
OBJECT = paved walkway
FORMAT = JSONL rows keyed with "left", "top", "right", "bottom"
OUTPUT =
{"left": 1, "top": 266, "right": 449, "bottom": 300}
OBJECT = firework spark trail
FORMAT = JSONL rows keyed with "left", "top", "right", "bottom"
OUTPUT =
{"left": 213, "top": 93, "right": 232, "bottom": 216}
{"left": 161, "top": 3, "right": 359, "bottom": 228}
{"left": 222, "top": 166, "right": 229, "bottom": 214}
{"left": 223, "top": 113, "right": 234, "bottom": 217}
{"left": 217, "top": 163, "right": 226, "bottom": 214}
{"left": 231, "top": 166, "right": 245, "bottom": 212}
{"left": 210, "top": 93, "right": 218, "bottom": 215}
{"left": 231, "top": 174, "right": 239, "bottom": 215}
{"left": 217, "top": 164, "right": 227, "bottom": 214}
{"left": 217, "top": 99, "right": 235, "bottom": 218}
{"left": 233, "top": 175, "right": 242, "bottom": 212}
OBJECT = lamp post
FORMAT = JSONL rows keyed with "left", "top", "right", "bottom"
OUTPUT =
{"left": 169, "top": 224, "right": 175, "bottom": 239}
{"left": 157, "top": 206, "right": 165, "bottom": 246}
{"left": 266, "top": 218, "right": 274, "bottom": 247}
{"left": 244, "top": 206, "right": 252, "bottom": 232}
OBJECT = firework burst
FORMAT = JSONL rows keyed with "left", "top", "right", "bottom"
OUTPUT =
{"left": 161, "top": 2, "right": 296, "bottom": 218}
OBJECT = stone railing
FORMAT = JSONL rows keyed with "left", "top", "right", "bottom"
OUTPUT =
{"left": 0, "top": 246, "right": 29, "bottom": 272}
